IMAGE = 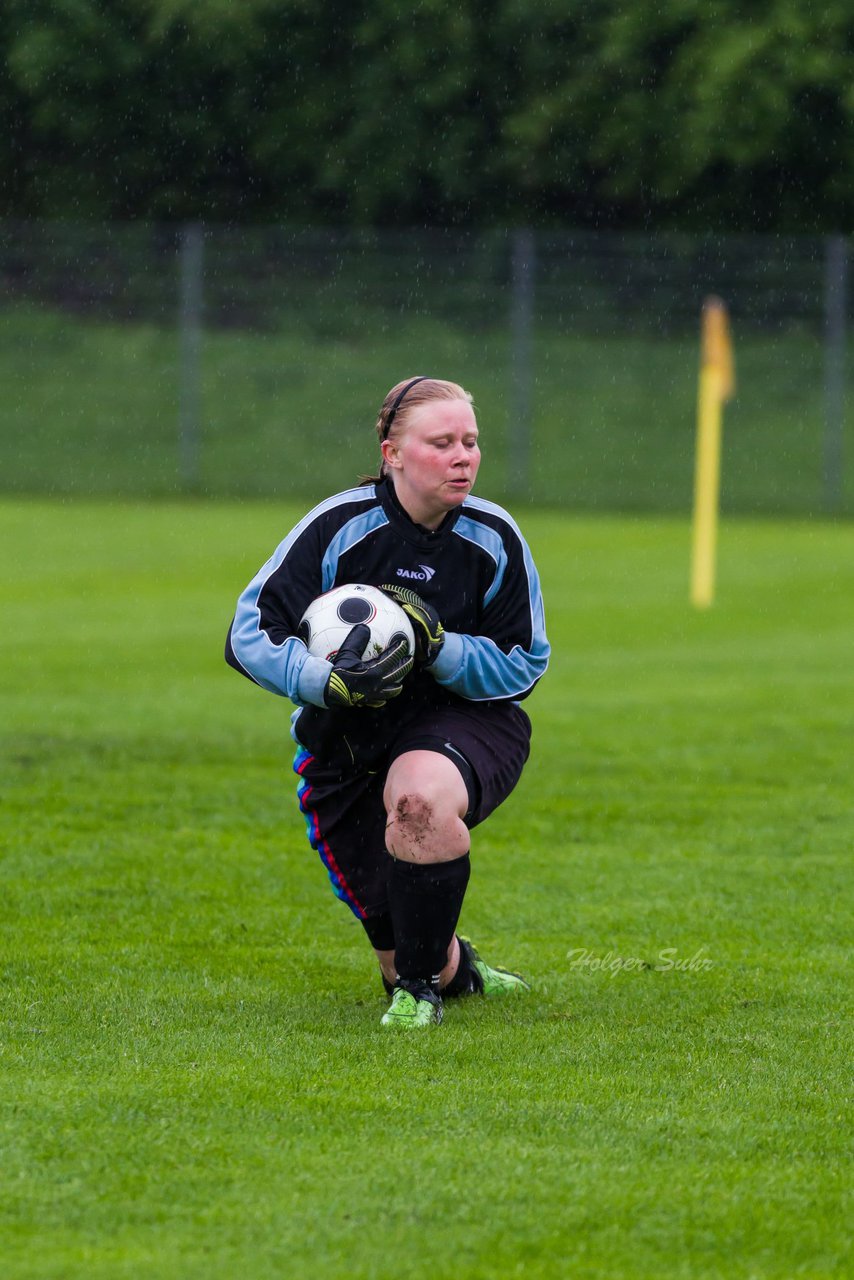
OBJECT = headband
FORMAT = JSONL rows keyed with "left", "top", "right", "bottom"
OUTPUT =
{"left": 381, "top": 376, "right": 430, "bottom": 439}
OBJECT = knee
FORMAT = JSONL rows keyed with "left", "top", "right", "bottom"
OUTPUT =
{"left": 383, "top": 751, "right": 470, "bottom": 860}
{"left": 385, "top": 784, "right": 469, "bottom": 862}
{"left": 389, "top": 790, "right": 435, "bottom": 844}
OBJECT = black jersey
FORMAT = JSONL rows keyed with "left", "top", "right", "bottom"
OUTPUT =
{"left": 226, "top": 478, "right": 549, "bottom": 766}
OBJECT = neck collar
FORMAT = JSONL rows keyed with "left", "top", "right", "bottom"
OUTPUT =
{"left": 380, "top": 478, "right": 462, "bottom": 543}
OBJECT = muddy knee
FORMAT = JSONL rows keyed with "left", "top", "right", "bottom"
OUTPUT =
{"left": 383, "top": 756, "right": 471, "bottom": 862}
{"left": 390, "top": 792, "right": 434, "bottom": 842}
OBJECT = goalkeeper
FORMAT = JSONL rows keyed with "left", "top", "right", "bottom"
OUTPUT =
{"left": 225, "top": 376, "right": 550, "bottom": 1029}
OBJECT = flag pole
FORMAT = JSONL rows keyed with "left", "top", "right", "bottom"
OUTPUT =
{"left": 691, "top": 297, "right": 734, "bottom": 609}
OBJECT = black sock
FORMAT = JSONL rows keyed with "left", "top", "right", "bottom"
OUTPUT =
{"left": 441, "top": 936, "right": 481, "bottom": 997}
{"left": 360, "top": 911, "right": 395, "bottom": 953}
{"left": 387, "top": 853, "right": 470, "bottom": 990}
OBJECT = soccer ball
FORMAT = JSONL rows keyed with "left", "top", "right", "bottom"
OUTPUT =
{"left": 298, "top": 584, "right": 415, "bottom": 662}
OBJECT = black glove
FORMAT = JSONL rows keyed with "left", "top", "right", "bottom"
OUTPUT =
{"left": 380, "top": 584, "right": 445, "bottom": 667}
{"left": 323, "top": 623, "right": 414, "bottom": 709}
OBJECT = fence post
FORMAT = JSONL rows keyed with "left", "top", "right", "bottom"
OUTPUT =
{"left": 823, "top": 235, "right": 848, "bottom": 514}
{"left": 179, "top": 223, "right": 204, "bottom": 491}
{"left": 509, "top": 228, "right": 535, "bottom": 498}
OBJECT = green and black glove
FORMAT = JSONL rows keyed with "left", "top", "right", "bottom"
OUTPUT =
{"left": 323, "top": 623, "right": 414, "bottom": 709}
{"left": 380, "top": 584, "right": 445, "bottom": 668}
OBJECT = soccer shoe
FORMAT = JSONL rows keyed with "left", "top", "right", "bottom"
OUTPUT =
{"left": 459, "top": 936, "right": 531, "bottom": 996}
{"left": 380, "top": 982, "right": 443, "bottom": 1029}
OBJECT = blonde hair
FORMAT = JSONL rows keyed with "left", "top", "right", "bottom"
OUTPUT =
{"left": 361, "top": 377, "right": 474, "bottom": 484}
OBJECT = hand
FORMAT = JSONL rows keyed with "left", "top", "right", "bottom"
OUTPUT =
{"left": 380, "top": 584, "right": 445, "bottom": 667}
{"left": 324, "top": 623, "right": 414, "bottom": 709}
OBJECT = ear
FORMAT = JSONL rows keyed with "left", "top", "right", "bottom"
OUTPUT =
{"left": 381, "top": 438, "right": 402, "bottom": 470}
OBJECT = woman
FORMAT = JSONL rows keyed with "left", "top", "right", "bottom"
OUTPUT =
{"left": 226, "top": 376, "right": 549, "bottom": 1029}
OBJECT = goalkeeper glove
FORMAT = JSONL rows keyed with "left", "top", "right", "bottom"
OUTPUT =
{"left": 380, "top": 584, "right": 445, "bottom": 668}
{"left": 323, "top": 623, "right": 414, "bottom": 709}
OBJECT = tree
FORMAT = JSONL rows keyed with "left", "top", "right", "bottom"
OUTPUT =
{"left": 1, "top": 0, "right": 852, "bottom": 230}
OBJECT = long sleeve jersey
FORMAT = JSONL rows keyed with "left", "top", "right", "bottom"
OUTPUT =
{"left": 226, "top": 478, "right": 549, "bottom": 766}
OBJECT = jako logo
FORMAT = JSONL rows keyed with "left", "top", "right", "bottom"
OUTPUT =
{"left": 396, "top": 565, "right": 436, "bottom": 582}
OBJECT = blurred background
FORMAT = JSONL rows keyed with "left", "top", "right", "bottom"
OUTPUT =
{"left": 1, "top": 0, "right": 851, "bottom": 515}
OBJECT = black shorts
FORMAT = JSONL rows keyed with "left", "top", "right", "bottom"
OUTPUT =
{"left": 292, "top": 700, "right": 531, "bottom": 919}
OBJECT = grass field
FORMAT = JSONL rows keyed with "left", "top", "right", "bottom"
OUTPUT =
{"left": 1, "top": 499, "right": 851, "bottom": 1279}
{"left": 2, "top": 305, "right": 850, "bottom": 515}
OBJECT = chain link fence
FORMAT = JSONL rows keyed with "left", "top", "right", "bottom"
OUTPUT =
{"left": 1, "top": 221, "right": 850, "bottom": 514}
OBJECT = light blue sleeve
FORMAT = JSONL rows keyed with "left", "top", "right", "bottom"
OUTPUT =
{"left": 430, "top": 630, "right": 549, "bottom": 701}
{"left": 228, "top": 488, "right": 382, "bottom": 708}
{"left": 229, "top": 579, "right": 332, "bottom": 707}
{"left": 430, "top": 512, "right": 550, "bottom": 701}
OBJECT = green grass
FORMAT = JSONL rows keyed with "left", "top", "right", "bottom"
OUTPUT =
{"left": 1, "top": 499, "right": 851, "bottom": 1279}
{"left": 1, "top": 305, "right": 850, "bottom": 514}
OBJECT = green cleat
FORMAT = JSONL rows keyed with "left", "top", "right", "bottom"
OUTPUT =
{"left": 459, "top": 936, "right": 531, "bottom": 996}
{"left": 381, "top": 982, "right": 443, "bottom": 1029}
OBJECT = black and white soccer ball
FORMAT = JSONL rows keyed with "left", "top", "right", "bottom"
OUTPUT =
{"left": 298, "top": 584, "right": 415, "bottom": 662}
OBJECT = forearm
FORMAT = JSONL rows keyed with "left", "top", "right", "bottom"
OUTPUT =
{"left": 226, "top": 616, "right": 331, "bottom": 706}
{"left": 430, "top": 631, "right": 549, "bottom": 701}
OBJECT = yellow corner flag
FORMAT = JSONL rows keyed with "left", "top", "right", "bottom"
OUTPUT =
{"left": 691, "top": 297, "right": 735, "bottom": 608}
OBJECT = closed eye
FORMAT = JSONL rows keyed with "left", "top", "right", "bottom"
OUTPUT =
{"left": 427, "top": 435, "right": 478, "bottom": 446}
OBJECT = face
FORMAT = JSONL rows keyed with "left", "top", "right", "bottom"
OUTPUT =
{"left": 381, "top": 399, "right": 481, "bottom": 529}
